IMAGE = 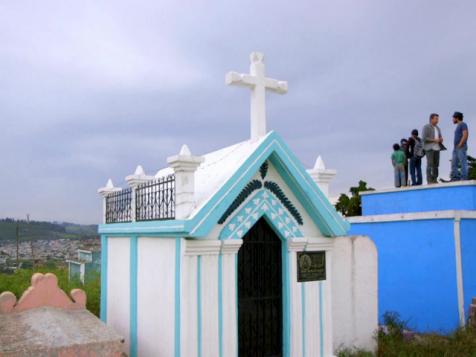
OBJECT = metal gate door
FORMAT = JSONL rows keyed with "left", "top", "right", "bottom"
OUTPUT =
{"left": 238, "top": 218, "right": 282, "bottom": 357}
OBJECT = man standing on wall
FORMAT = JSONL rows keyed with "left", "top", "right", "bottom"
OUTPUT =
{"left": 422, "top": 113, "right": 445, "bottom": 184}
{"left": 408, "top": 129, "right": 424, "bottom": 185}
{"left": 451, "top": 111, "right": 469, "bottom": 181}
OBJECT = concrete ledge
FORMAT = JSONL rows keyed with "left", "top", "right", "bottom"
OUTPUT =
{"left": 360, "top": 180, "right": 476, "bottom": 196}
{"left": 347, "top": 210, "right": 476, "bottom": 223}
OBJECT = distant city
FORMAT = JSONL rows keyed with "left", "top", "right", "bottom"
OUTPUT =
{"left": 0, "top": 218, "right": 99, "bottom": 271}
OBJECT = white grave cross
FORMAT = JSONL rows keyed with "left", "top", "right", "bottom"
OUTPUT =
{"left": 226, "top": 52, "right": 288, "bottom": 141}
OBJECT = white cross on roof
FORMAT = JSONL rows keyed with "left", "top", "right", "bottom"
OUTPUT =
{"left": 226, "top": 52, "right": 288, "bottom": 141}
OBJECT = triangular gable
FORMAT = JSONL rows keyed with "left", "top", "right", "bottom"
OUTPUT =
{"left": 188, "top": 131, "right": 349, "bottom": 237}
{"left": 219, "top": 189, "right": 304, "bottom": 240}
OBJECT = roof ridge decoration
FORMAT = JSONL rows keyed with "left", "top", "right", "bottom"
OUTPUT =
{"left": 218, "top": 161, "right": 303, "bottom": 225}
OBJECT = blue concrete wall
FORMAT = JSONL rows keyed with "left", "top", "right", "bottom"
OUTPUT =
{"left": 460, "top": 219, "right": 476, "bottom": 319}
{"left": 350, "top": 219, "right": 460, "bottom": 332}
{"left": 362, "top": 185, "right": 476, "bottom": 216}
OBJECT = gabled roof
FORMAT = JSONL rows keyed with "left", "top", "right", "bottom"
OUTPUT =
{"left": 186, "top": 131, "right": 349, "bottom": 237}
{"left": 99, "top": 131, "right": 349, "bottom": 237}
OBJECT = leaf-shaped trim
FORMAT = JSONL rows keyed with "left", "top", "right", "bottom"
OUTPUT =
{"left": 259, "top": 161, "right": 268, "bottom": 179}
{"left": 264, "top": 181, "right": 303, "bottom": 225}
{"left": 218, "top": 180, "right": 263, "bottom": 224}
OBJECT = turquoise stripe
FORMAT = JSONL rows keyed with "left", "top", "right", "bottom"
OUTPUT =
{"left": 282, "top": 243, "right": 291, "bottom": 357}
{"left": 174, "top": 239, "right": 181, "bottom": 357}
{"left": 319, "top": 282, "right": 324, "bottom": 357}
{"left": 301, "top": 283, "right": 306, "bottom": 357}
{"left": 235, "top": 254, "right": 239, "bottom": 357}
{"left": 218, "top": 254, "right": 223, "bottom": 357}
{"left": 197, "top": 256, "right": 202, "bottom": 357}
{"left": 100, "top": 235, "right": 108, "bottom": 322}
{"left": 129, "top": 236, "right": 138, "bottom": 357}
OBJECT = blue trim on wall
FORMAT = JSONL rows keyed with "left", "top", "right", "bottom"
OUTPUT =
{"left": 129, "top": 236, "right": 138, "bottom": 357}
{"left": 319, "top": 282, "right": 324, "bottom": 357}
{"left": 197, "top": 256, "right": 202, "bottom": 357}
{"left": 218, "top": 254, "right": 223, "bottom": 357}
{"left": 100, "top": 235, "right": 108, "bottom": 322}
{"left": 174, "top": 238, "right": 181, "bottom": 357}
{"left": 98, "top": 219, "right": 189, "bottom": 235}
{"left": 235, "top": 254, "right": 239, "bottom": 357}
{"left": 301, "top": 283, "right": 306, "bottom": 357}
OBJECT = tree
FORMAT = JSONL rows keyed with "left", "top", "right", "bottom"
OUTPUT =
{"left": 335, "top": 180, "right": 374, "bottom": 217}
{"left": 468, "top": 155, "right": 476, "bottom": 180}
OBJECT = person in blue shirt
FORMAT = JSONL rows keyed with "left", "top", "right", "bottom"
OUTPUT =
{"left": 451, "top": 111, "right": 469, "bottom": 181}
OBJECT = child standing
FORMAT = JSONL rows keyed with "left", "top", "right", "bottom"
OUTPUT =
{"left": 392, "top": 143, "right": 407, "bottom": 187}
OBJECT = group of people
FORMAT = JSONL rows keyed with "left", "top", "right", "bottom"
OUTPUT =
{"left": 391, "top": 112, "right": 469, "bottom": 187}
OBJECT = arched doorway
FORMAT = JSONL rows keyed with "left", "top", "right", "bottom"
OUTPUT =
{"left": 238, "top": 218, "right": 283, "bottom": 356}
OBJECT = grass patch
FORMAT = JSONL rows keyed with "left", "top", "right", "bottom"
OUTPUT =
{"left": 337, "top": 312, "right": 476, "bottom": 357}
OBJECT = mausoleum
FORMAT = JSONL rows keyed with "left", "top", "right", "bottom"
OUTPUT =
{"left": 98, "top": 52, "right": 378, "bottom": 356}
{"left": 349, "top": 182, "right": 476, "bottom": 332}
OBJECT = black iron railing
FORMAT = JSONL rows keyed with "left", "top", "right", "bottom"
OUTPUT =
{"left": 105, "top": 188, "right": 133, "bottom": 223}
{"left": 104, "top": 175, "right": 176, "bottom": 223}
{"left": 135, "top": 175, "right": 175, "bottom": 221}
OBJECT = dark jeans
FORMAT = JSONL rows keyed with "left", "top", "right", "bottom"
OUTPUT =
{"left": 451, "top": 147, "right": 468, "bottom": 180}
{"left": 410, "top": 157, "right": 422, "bottom": 185}
{"left": 426, "top": 150, "right": 440, "bottom": 184}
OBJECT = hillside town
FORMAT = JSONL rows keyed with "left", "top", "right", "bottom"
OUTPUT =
{"left": 0, "top": 238, "right": 100, "bottom": 271}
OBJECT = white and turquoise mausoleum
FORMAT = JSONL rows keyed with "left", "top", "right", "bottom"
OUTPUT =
{"left": 98, "top": 53, "right": 378, "bottom": 357}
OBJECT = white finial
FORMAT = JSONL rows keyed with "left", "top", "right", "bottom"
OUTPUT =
{"left": 179, "top": 144, "right": 192, "bottom": 156}
{"left": 98, "top": 178, "right": 121, "bottom": 197}
{"left": 314, "top": 156, "right": 326, "bottom": 170}
{"left": 226, "top": 52, "right": 288, "bottom": 141}
{"left": 105, "top": 178, "right": 114, "bottom": 189}
{"left": 307, "top": 156, "right": 337, "bottom": 199}
{"left": 126, "top": 165, "right": 153, "bottom": 188}
{"left": 134, "top": 165, "right": 145, "bottom": 176}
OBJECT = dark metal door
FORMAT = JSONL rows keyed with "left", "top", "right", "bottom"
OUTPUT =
{"left": 238, "top": 218, "right": 283, "bottom": 357}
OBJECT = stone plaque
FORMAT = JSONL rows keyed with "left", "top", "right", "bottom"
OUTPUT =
{"left": 297, "top": 251, "right": 326, "bottom": 282}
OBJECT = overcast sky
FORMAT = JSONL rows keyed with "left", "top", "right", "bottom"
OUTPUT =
{"left": 1, "top": 0, "right": 475, "bottom": 224}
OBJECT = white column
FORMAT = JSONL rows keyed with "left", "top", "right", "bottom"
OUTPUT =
{"left": 125, "top": 165, "right": 154, "bottom": 222}
{"left": 287, "top": 238, "right": 307, "bottom": 357}
{"left": 167, "top": 145, "right": 204, "bottom": 219}
{"left": 221, "top": 240, "right": 243, "bottom": 357}
{"left": 183, "top": 240, "right": 222, "bottom": 357}
{"left": 97, "top": 179, "right": 121, "bottom": 224}
{"left": 305, "top": 238, "right": 334, "bottom": 357}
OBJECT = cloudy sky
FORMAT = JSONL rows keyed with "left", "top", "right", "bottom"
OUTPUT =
{"left": 1, "top": 0, "right": 475, "bottom": 224}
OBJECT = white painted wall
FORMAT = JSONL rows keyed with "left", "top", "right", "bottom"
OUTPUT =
{"left": 137, "top": 238, "right": 176, "bottom": 357}
{"left": 181, "top": 254, "right": 198, "bottom": 357}
{"left": 107, "top": 237, "right": 130, "bottom": 354}
{"left": 201, "top": 254, "right": 220, "bottom": 357}
{"left": 332, "top": 236, "right": 378, "bottom": 353}
{"left": 221, "top": 253, "right": 238, "bottom": 357}
{"left": 288, "top": 248, "right": 304, "bottom": 357}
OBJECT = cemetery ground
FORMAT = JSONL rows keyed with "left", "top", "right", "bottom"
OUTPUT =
{"left": 2, "top": 266, "right": 476, "bottom": 357}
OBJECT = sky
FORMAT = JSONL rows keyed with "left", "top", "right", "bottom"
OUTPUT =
{"left": 1, "top": 0, "right": 475, "bottom": 224}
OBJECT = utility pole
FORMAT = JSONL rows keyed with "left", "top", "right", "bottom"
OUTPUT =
{"left": 27, "top": 214, "right": 34, "bottom": 268}
{"left": 16, "top": 222, "right": 19, "bottom": 268}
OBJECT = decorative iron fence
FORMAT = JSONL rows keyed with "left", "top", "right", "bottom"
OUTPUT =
{"left": 105, "top": 188, "right": 133, "bottom": 223}
{"left": 105, "top": 175, "right": 176, "bottom": 223}
{"left": 136, "top": 175, "right": 175, "bottom": 221}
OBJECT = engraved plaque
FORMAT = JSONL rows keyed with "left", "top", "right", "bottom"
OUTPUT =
{"left": 297, "top": 251, "right": 326, "bottom": 282}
